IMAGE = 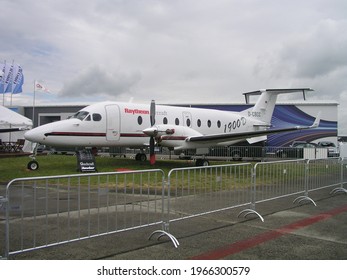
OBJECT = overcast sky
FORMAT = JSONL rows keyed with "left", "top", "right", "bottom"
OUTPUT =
{"left": 1, "top": 0, "right": 347, "bottom": 133}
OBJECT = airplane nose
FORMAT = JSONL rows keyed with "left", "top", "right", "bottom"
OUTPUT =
{"left": 24, "top": 129, "right": 34, "bottom": 141}
{"left": 24, "top": 128, "right": 43, "bottom": 143}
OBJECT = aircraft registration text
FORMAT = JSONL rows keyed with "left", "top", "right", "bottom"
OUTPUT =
{"left": 248, "top": 111, "right": 262, "bottom": 117}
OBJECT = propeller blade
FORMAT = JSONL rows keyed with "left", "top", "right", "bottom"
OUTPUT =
{"left": 149, "top": 100, "right": 156, "bottom": 165}
{"left": 149, "top": 136, "right": 156, "bottom": 165}
{"left": 150, "top": 100, "right": 156, "bottom": 126}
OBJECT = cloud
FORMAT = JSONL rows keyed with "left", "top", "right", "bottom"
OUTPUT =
{"left": 254, "top": 18, "right": 347, "bottom": 81}
{"left": 59, "top": 65, "right": 142, "bottom": 98}
{"left": 280, "top": 19, "right": 347, "bottom": 79}
{"left": 1, "top": 0, "right": 347, "bottom": 111}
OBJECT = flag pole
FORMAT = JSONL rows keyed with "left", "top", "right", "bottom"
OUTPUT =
{"left": 10, "top": 60, "right": 14, "bottom": 106}
{"left": 33, "top": 80, "right": 36, "bottom": 127}
{"left": 1, "top": 60, "right": 6, "bottom": 106}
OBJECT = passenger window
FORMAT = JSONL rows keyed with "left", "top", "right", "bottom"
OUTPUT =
{"left": 186, "top": 119, "right": 191, "bottom": 127}
{"left": 138, "top": 116, "right": 143, "bottom": 125}
{"left": 93, "top": 113, "right": 102, "bottom": 121}
{"left": 163, "top": 117, "right": 168, "bottom": 124}
{"left": 175, "top": 118, "right": 180, "bottom": 125}
{"left": 197, "top": 119, "right": 201, "bottom": 127}
{"left": 207, "top": 120, "right": 211, "bottom": 128}
{"left": 217, "top": 120, "right": 221, "bottom": 128}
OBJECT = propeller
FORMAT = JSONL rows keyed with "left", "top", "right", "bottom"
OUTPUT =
{"left": 149, "top": 100, "right": 156, "bottom": 165}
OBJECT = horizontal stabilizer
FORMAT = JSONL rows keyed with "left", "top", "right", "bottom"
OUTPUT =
{"left": 243, "top": 88, "right": 314, "bottom": 104}
{"left": 247, "top": 135, "right": 267, "bottom": 144}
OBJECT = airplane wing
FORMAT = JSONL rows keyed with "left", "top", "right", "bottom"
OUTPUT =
{"left": 0, "top": 127, "right": 23, "bottom": 133}
{"left": 187, "top": 114, "right": 320, "bottom": 144}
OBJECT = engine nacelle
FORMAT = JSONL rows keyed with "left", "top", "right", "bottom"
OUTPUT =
{"left": 154, "top": 125, "right": 202, "bottom": 149}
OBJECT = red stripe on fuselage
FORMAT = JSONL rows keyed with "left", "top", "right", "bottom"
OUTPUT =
{"left": 46, "top": 132, "right": 188, "bottom": 140}
{"left": 45, "top": 132, "right": 106, "bottom": 137}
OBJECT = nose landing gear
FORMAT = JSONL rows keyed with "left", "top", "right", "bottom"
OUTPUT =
{"left": 27, "top": 159, "right": 39, "bottom": 170}
{"left": 27, "top": 143, "right": 40, "bottom": 171}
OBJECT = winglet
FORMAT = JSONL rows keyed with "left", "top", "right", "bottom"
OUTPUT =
{"left": 310, "top": 112, "right": 321, "bottom": 128}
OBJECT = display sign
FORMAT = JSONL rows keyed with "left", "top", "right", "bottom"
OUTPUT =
{"left": 76, "top": 150, "right": 97, "bottom": 172}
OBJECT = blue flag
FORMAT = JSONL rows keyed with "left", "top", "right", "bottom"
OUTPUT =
{"left": 0, "top": 62, "right": 24, "bottom": 94}
{"left": 0, "top": 63, "right": 5, "bottom": 93}
{"left": 12, "top": 64, "right": 24, "bottom": 94}
{"left": 4, "top": 63, "right": 13, "bottom": 93}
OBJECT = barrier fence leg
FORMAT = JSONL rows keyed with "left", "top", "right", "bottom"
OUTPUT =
{"left": 148, "top": 179, "right": 179, "bottom": 248}
{"left": 0, "top": 196, "right": 8, "bottom": 260}
{"left": 330, "top": 159, "right": 347, "bottom": 195}
{"left": 293, "top": 160, "right": 317, "bottom": 206}
{"left": 238, "top": 166, "right": 264, "bottom": 222}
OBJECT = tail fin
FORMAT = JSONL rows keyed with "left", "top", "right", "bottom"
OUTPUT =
{"left": 242, "top": 88, "right": 313, "bottom": 125}
{"left": 310, "top": 111, "right": 321, "bottom": 128}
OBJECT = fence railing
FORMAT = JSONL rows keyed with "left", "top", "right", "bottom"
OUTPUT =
{"left": 2, "top": 169, "right": 166, "bottom": 259}
{"left": 1, "top": 158, "right": 346, "bottom": 259}
{"left": 166, "top": 163, "right": 253, "bottom": 223}
{"left": 105, "top": 145, "right": 334, "bottom": 161}
{"left": 239, "top": 158, "right": 346, "bottom": 220}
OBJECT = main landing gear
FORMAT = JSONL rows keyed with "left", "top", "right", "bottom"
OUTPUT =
{"left": 195, "top": 158, "right": 210, "bottom": 166}
{"left": 135, "top": 152, "right": 147, "bottom": 162}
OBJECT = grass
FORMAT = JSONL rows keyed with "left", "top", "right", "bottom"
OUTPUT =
{"left": 2, "top": 154, "right": 338, "bottom": 192}
{"left": 0, "top": 154, "right": 233, "bottom": 184}
{"left": 0, "top": 155, "right": 255, "bottom": 195}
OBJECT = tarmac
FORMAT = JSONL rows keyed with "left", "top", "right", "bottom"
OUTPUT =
{"left": 2, "top": 185, "right": 346, "bottom": 260}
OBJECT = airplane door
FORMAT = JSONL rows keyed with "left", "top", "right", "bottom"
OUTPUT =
{"left": 182, "top": 111, "right": 192, "bottom": 127}
{"left": 105, "top": 105, "right": 121, "bottom": 141}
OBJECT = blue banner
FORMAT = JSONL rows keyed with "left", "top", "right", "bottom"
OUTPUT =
{"left": 12, "top": 64, "right": 24, "bottom": 94}
{"left": 4, "top": 63, "right": 13, "bottom": 93}
{"left": 0, "top": 62, "right": 24, "bottom": 94}
{"left": 0, "top": 63, "right": 5, "bottom": 93}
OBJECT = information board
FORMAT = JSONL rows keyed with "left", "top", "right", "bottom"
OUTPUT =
{"left": 76, "top": 149, "right": 97, "bottom": 172}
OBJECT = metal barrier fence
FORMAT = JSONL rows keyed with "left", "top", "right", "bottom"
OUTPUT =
{"left": 166, "top": 163, "right": 253, "bottom": 223}
{"left": 1, "top": 158, "right": 346, "bottom": 259}
{"left": 239, "top": 158, "right": 346, "bottom": 221}
{"left": 253, "top": 159, "right": 307, "bottom": 202}
{"left": 106, "top": 145, "right": 333, "bottom": 161}
{"left": 2, "top": 169, "right": 165, "bottom": 259}
{"left": 307, "top": 158, "right": 342, "bottom": 192}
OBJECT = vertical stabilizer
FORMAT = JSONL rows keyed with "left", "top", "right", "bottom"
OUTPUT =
{"left": 242, "top": 88, "right": 313, "bottom": 125}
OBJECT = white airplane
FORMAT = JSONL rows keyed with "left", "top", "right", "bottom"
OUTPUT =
{"left": 24, "top": 88, "right": 319, "bottom": 169}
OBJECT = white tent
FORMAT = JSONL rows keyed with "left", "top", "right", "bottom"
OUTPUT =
{"left": 0, "top": 105, "right": 32, "bottom": 132}
{"left": 0, "top": 105, "right": 32, "bottom": 148}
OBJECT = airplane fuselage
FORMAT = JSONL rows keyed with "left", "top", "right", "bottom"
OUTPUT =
{"left": 25, "top": 89, "right": 316, "bottom": 158}
{"left": 25, "top": 101, "right": 258, "bottom": 150}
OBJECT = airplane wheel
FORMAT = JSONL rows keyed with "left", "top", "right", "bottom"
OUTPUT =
{"left": 27, "top": 160, "right": 39, "bottom": 171}
{"left": 231, "top": 151, "right": 242, "bottom": 161}
{"left": 139, "top": 154, "right": 147, "bottom": 162}
{"left": 196, "top": 159, "right": 209, "bottom": 166}
{"left": 135, "top": 153, "right": 147, "bottom": 162}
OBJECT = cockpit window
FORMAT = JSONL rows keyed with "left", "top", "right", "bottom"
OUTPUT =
{"left": 93, "top": 113, "right": 102, "bottom": 121}
{"left": 72, "top": 111, "right": 89, "bottom": 121}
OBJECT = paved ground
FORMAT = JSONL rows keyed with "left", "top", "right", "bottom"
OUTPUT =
{"left": 2, "top": 185, "right": 346, "bottom": 260}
